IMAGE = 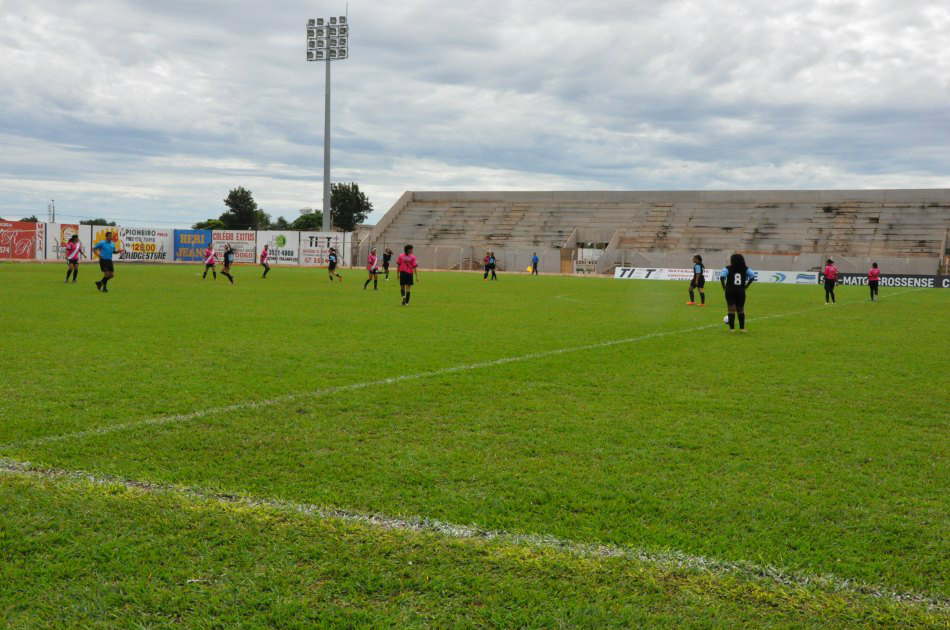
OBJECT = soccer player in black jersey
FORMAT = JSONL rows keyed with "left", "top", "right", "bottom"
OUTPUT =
{"left": 327, "top": 247, "right": 343, "bottom": 282}
{"left": 687, "top": 254, "right": 706, "bottom": 305}
{"left": 382, "top": 248, "right": 393, "bottom": 280}
{"left": 719, "top": 253, "right": 755, "bottom": 332}
{"left": 221, "top": 244, "right": 236, "bottom": 284}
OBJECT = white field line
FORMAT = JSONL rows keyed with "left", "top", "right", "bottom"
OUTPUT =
{"left": 0, "top": 288, "right": 922, "bottom": 452}
{"left": 1, "top": 456, "right": 946, "bottom": 612}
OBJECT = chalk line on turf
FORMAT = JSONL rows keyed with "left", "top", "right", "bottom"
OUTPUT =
{"left": 0, "top": 455, "right": 946, "bottom": 613}
{"left": 0, "top": 288, "right": 922, "bottom": 452}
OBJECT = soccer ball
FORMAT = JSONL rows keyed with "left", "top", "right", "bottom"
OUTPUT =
{"left": 723, "top": 315, "right": 729, "bottom": 324}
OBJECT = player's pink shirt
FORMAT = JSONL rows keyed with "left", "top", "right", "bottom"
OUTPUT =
{"left": 65, "top": 241, "right": 82, "bottom": 260}
{"left": 204, "top": 247, "right": 217, "bottom": 264}
{"left": 868, "top": 268, "right": 880, "bottom": 281}
{"left": 397, "top": 253, "right": 417, "bottom": 274}
{"left": 824, "top": 264, "right": 838, "bottom": 280}
{"left": 260, "top": 248, "right": 269, "bottom": 263}
{"left": 367, "top": 253, "right": 378, "bottom": 270}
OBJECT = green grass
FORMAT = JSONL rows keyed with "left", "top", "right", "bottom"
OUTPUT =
{"left": 1, "top": 262, "right": 948, "bottom": 627}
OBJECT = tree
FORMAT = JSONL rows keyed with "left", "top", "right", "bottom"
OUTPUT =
{"left": 19, "top": 215, "right": 39, "bottom": 222}
{"left": 330, "top": 182, "right": 373, "bottom": 232}
{"left": 219, "top": 187, "right": 269, "bottom": 230}
{"left": 291, "top": 208, "right": 323, "bottom": 231}
{"left": 192, "top": 219, "right": 227, "bottom": 230}
{"left": 270, "top": 216, "right": 290, "bottom": 230}
{"left": 80, "top": 218, "right": 116, "bottom": 226}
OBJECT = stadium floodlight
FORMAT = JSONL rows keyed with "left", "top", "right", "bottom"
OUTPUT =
{"left": 306, "top": 14, "right": 349, "bottom": 233}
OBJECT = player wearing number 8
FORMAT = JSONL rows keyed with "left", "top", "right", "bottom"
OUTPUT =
{"left": 719, "top": 253, "right": 755, "bottom": 332}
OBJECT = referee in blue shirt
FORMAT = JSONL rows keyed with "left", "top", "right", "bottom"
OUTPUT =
{"left": 91, "top": 232, "right": 125, "bottom": 292}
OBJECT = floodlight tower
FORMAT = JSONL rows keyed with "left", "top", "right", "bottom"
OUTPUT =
{"left": 307, "top": 15, "right": 349, "bottom": 232}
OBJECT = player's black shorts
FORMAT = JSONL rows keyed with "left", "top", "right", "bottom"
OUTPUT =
{"left": 399, "top": 271, "right": 414, "bottom": 286}
{"left": 67, "top": 259, "right": 79, "bottom": 266}
{"left": 869, "top": 280, "right": 879, "bottom": 291}
{"left": 368, "top": 268, "right": 378, "bottom": 274}
{"left": 690, "top": 276, "right": 705, "bottom": 289}
{"left": 205, "top": 263, "right": 215, "bottom": 268}
{"left": 383, "top": 262, "right": 390, "bottom": 270}
{"left": 329, "top": 263, "right": 337, "bottom": 272}
{"left": 725, "top": 288, "right": 746, "bottom": 308}
{"left": 99, "top": 259, "right": 114, "bottom": 272}
{"left": 824, "top": 279, "right": 836, "bottom": 292}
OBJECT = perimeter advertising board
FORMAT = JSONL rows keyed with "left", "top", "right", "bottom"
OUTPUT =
{"left": 118, "top": 227, "right": 173, "bottom": 262}
{"left": 256, "top": 231, "right": 299, "bottom": 265}
{"left": 613, "top": 267, "right": 820, "bottom": 284}
{"left": 173, "top": 230, "right": 212, "bottom": 261}
{"left": 44, "top": 223, "right": 92, "bottom": 260}
{"left": 299, "top": 231, "right": 351, "bottom": 266}
{"left": 212, "top": 230, "right": 257, "bottom": 263}
{"left": 838, "top": 273, "right": 950, "bottom": 289}
{"left": 0, "top": 221, "right": 45, "bottom": 260}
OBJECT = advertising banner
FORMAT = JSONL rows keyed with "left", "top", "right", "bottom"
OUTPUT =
{"left": 0, "top": 221, "right": 45, "bottom": 260}
{"left": 116, "top": 227, "right": 172, "bottom": 262}
{"left": 45, "top": 223, "right": 81, "bottom": 260}
{"left": 299, "top": 231, "right": 351, "bottom": 266}
{"left": 256, "top": 231, "right": 299, "bottom": 265}
{"left": 754, "top": 271, "right": 820, "bottom": 285}
{"left": 613, "top": 267, "right": 717, "bottom": 281}
{"left": 212, "top": 230, "right": 257, "bottom": 263}
{"left": 90, "top": 225, "right": 121, "bottom": 259}
{"left": 614, "top": 267, "right": 821, "bottom": 284}
{"left": 837, "top": 273, "right": 950, "bottom": 289}
{"left": 173, "top": 229, "right": 212, "bottom": 261}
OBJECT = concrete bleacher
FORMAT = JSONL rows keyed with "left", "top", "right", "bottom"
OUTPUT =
{"left": 365, "top": 190, "right": 950, "bottom": 274}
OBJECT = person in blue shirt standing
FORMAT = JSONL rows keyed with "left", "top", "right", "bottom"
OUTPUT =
{"left": 531, "top": 252, "right": 539, "bottom": 275}
{"left": 687, "top": 254, "right": 705, "bottom": 305}
{"left": 91, "top": 232, "right": 125, "bottom": 293}
{"left": 719, "top": 253, "right": 755, "bottom": 332}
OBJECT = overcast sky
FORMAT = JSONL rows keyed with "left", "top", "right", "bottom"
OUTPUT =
{"left": 0, "top": 0, "right": 948, "bottom": 226}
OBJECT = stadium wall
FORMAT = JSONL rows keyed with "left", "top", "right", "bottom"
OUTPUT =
{"left": 364, "top": 189, "right": 950, "bottom": 275}
{"left": 0, "top": 223, "right": 353, "bottom": 267}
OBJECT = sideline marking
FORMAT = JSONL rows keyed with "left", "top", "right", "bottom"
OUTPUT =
{"left": 1, "top": 456, "right": 946, "bottom": 613}
{"left": 0, "top": 288, "right": 922, "bottom": 451}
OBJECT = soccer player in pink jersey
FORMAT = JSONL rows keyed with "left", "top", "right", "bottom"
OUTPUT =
{"left": 64, "top": 234, "right": 84, "bottom": 284}
{"left": 202, "top": 244, "right": 217, "bottom": 280}
{"left": 363, "top": 247, "right": 379, "bottom": 290}
{"left": 397, "top": 244, "right": 419, "bottom": 306}
{"left": 822, "top": 258, "right": 838, "bottom": 304}
{"left": 868, "top": 262, "right": 881, "bottom": 301}
{"left": 260, "top": 244, "right": 271, "bottom": 278}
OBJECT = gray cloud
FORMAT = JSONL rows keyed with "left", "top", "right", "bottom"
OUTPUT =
{"left": 0, "top": 0, "right": 947, "bottom": 226}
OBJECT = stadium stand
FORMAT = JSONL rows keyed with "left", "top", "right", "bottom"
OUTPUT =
{"left": 363, "top": 190, "right": 950, "bottom": 275}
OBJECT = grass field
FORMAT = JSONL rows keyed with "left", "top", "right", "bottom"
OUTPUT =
{"left": 1, "top": 261, "right": 948, "bottom": 628}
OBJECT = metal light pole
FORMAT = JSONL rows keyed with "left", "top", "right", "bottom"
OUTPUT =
{"left": 307, "top": 15, "right": 349, "bottom": 232}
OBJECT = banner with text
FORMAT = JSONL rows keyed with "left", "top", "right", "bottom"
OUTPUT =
{"left": 299, "top": 231, "right": 351, "bottom": 266}
{"left": 614, "top": 267, "right": 821, "bottom": 284}
{"left": 0, "top": 221, "right": 45, "bottom": 260}
{"left": 117, "top": 227, "right": 173, "bottom": 262}
{"left": 44, "top": 223, "right": 88, "bottom": 260}
{"left": 212, "top": 230, "right": 257, "bottom": 263}
{"left": 837, "top": 273, "right": 950, "bottom": 289}
{"left": 173, "top": 230, "right": 212, "bottom": 261}
{"left": 256, "top": 231, "right": 299, "bottom": 265}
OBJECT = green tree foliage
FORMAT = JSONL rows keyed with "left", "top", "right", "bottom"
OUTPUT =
{"left": 270, "top": 216, "right": 290, "bottom": 230}
{"left": 19, "top": 215, "right": 39, "bottom": 222}
{"left": 80, "top": 218, "right": 116, "bottom": 226}
{"left": 330, "top": 182, "right": 373, "bottom": 232}
{"left": 219, "top": 187, "right": 270, "bottom": 230}
{"left": 192, "top": 219, "right": 227, "bottom": 230}
{"left": 291, "top": 208, "right": 323, "bottom": 231}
